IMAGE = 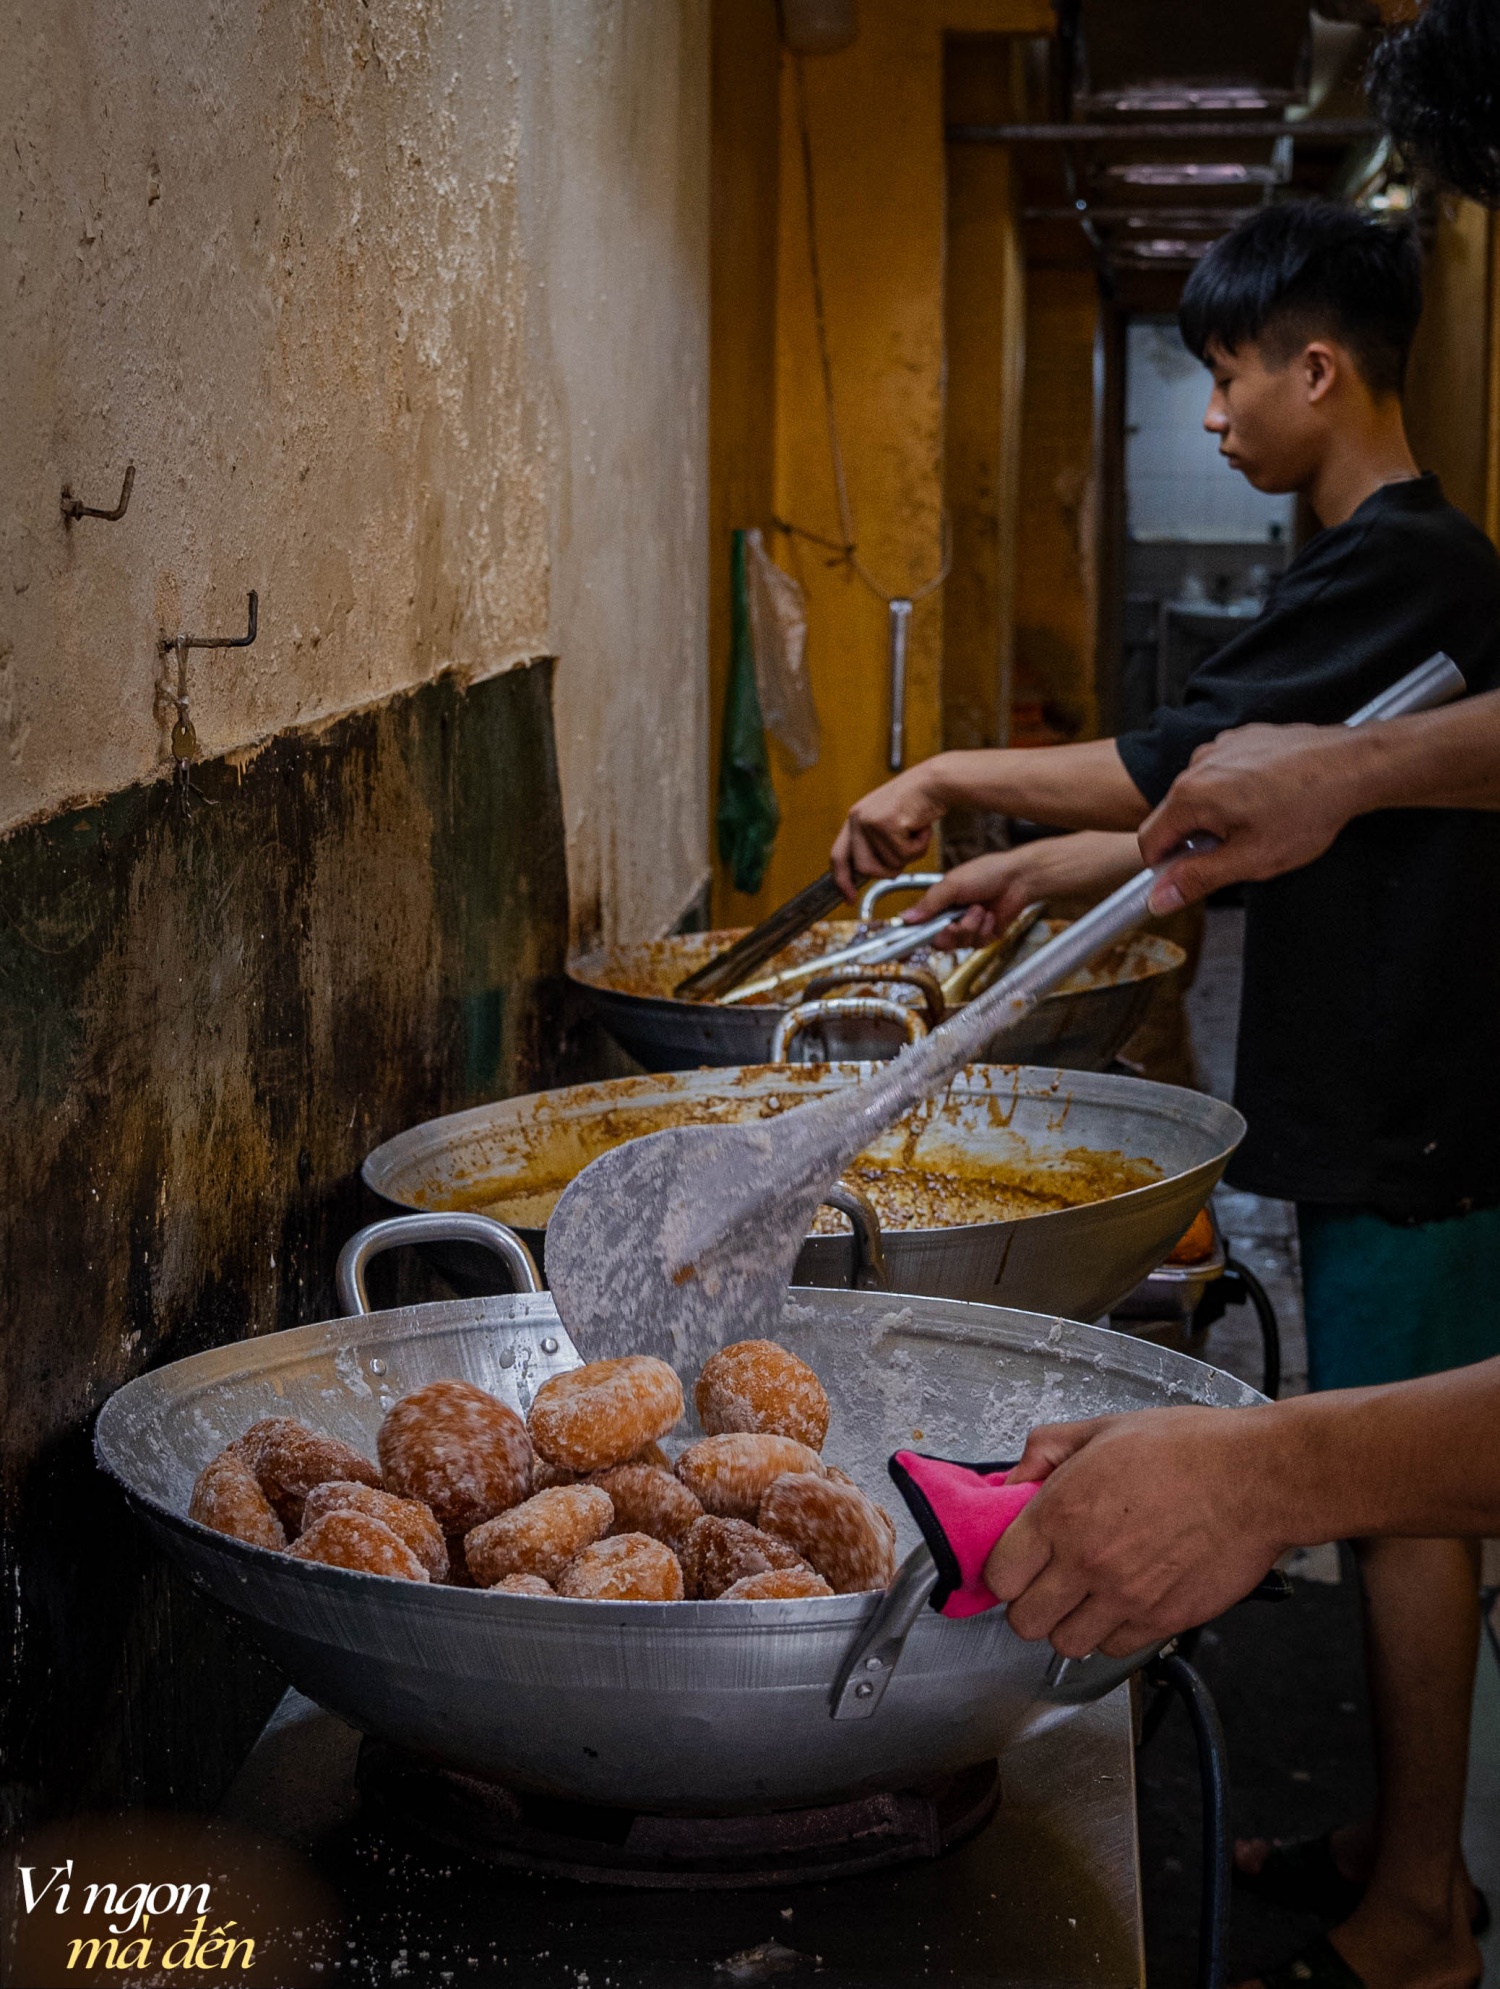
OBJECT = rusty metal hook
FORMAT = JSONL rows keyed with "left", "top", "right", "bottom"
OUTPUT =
{"left": 159, "top": 591, "right": 258, "bottom": 655}
{"left": 61, "top": 463, "right": 134, "bottom": 524}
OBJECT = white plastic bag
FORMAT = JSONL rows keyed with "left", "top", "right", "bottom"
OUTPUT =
{"left": 744, "top": 527, "right": 821, "bottom": 773}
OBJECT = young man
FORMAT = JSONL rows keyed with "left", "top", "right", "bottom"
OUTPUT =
{"left": 832, "top": 204, "right": 1500, "bottom": 1989}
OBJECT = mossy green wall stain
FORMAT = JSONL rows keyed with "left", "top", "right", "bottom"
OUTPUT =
{"left": 0, "top": 660, "right": 572, "bottom": 1823}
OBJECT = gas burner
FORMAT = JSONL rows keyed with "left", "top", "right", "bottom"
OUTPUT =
{"left": 356, "top": 1741, "right": 1001, "bottom": 1890}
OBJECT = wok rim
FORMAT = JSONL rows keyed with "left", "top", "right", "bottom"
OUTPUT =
{"left": 360, "top": 1061, "right": 1247, "bottom": 1246}
{"left": 94, "top": 1288, "right": 1260, "bottom": 1635}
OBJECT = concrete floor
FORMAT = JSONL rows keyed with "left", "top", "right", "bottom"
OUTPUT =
{"left": 1136, "top": 906, "right": 1500, "bottom": 1984}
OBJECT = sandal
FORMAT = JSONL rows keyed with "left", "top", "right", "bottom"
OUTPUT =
{"left": 1235, "top": 1835, "right": 1491, "bottom": 1938}
{"left": 1251, "top": 1934, "right": 1367, "bottom": 1988}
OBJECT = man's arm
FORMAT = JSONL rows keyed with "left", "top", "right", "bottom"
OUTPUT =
{"left": 1141, "top": 689, "right": 1500, "bottom": 913}
{"left": 831, "top": 741, "right": 1147, "bottom": 897}
{"left": 982, "top": 1355, "right": 1500, "bottom": 1660}
{"left": 890, "top": 833, "right": 1143, "bottom": 943}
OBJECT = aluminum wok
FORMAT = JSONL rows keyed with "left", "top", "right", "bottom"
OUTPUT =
{"left": 361, "top": 1062, "right": 1245, "bottom": 1323}
{"left": 95, "top": 1214, "right": 1262, "bottom": 1816}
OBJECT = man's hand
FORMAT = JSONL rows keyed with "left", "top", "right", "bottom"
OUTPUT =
{"left": 896, "top": 832, "right": 1144, "bottom": 946}
{"left": 1140, "top": 724, "right": 1363, "bottom": 913}
{"left": 983, "top": 1406, "right": 1288, "bottom": 1657}
{"left": 831, "top": 765, "right": 948, "bottom": 899}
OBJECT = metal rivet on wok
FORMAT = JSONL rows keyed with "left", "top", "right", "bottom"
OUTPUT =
{"left": 854, "top": 1681, "right": 875, "bottom": 1699}
{"left": 497, "top": 1347, "right": 516, "bottom": 1369}
{"left": 541, "top": 1336, "right": 559, "bottom": 1355}
{"left": 864, "top": 1657, "right": 884, "bottom": 1670}
{"left": 370, "top": 1359, "right": 386, "bottom": 1375}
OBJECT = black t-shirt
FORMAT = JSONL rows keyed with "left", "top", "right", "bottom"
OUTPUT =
{"left": 1116, "top": 475, "right": 1500, "bottom": 1222}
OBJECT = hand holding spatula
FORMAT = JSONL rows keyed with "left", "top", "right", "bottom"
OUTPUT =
{"left": 546, "top": 655, "right": 1465, "bottom": 1365}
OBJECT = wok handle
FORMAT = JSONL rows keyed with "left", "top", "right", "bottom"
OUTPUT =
{"left": 771, "top": 996, "right": 927, "bottom": 1064}
{"left": 830, "top": 1545, "right": 939, "bottom": 1719}
{"left": 821, "top": 1179, "right": 890, "bottom": 1291}
{"left": 336, "top": 1212, "right": 542, "bottom": 1315}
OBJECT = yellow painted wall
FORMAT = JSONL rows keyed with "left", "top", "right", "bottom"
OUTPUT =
{"left": 708, "top": 0, "right": 783, "bottom": 923}
{"left": 709, "top": 0, "right": 1051, "bottom": 924}
{"left": 943, "top": 39, "right": 1026, "bottom": 756}
{"left": 1012, "top": 267, "right": 1102, "bottom": 743}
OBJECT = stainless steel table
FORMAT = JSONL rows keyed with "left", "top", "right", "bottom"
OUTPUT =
{"left": 222, "top": 1685, "right": 1145, "bottom": 1987}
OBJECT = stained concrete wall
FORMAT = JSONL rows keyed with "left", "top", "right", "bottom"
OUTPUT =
{"left": 2, "top": 0, "right": 708, "bottom": 944}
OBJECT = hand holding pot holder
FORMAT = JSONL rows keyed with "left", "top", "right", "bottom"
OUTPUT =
{"left": 888, "top": 1451, "right": 1041, "bottom": 1620}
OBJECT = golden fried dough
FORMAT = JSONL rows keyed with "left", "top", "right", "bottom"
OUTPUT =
{"left": 556, "top": 1533, "right": 684, "bottom": 1601}
{"left": 758, "top": 1473, "right": 897, "bottom": 1594}
{"left": 529, "top": 1357, "right": 684, "bottom": 1473}
{"left": 679, "top": 1515, "right": 809, "bottom": 1599}
{"left": 590, "top": 1463, "right": 703, "bottom": 1554}
{"left": 378, "top": 1380, "right": 533, "bottom": 1535}
{"left": 189, "top": 1449, "right": 286, "bottom": 1551}
{"left": 695, "top": 1341, "right": 830, "bottom": 1451}
{"left": 674, "top": 1433, "right": 824, "bottom": 1521}
{"left": 289, "top": 1509, "right": 428, "bottom": 1582}
{"left": 464, "top": 1484, "right": 614, "bottom": 1588}
{"left": 300, "top": 1480, "right": 447, "bottom": 1582}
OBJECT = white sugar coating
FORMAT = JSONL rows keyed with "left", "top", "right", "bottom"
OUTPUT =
{"left": 695, "top": 1340, "right": 830, "bottom": 1451}
{"left": 189, "top": 1449, "right": 287, "bottom": 1552}
{"left": 589, "top": 1463, "right": 703, "bottom": 1554}
{"left": 528, "top": 1357, "right": 684, "bottom": 1473}
{"left": 557, "top": 1532, "right": 685, "bottom": 1601}
{"left": 719, "top": 1567, "right": 834, "bottom": 1601}
{"left": 680, "top": 1515, "right": 809, "bottom": 1599}
{"left": 289, "top": 1509, "right": 429, "bottom": 1582}
{"left": 491, "top": 1572, "right": 556, "bottom": 1596}
{"left": 300, "top": 1480, "right": 447, "bottom": 1582}
{"left": 378, "top": 1379, "right": 534, "bottom": 1535}
{"left": 758, "top": 1472, "right": 897, "bottom": 1594}
{"left": 465, "top": 1484, "right": 614, "bottom": 1587}
{"left": 674, "top": 1433, "right": 825, "bottom": 1522}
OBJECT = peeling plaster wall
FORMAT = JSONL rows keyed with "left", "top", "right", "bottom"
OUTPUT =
{"left": 1, "top": 0, "right": 709, "bottom": 943}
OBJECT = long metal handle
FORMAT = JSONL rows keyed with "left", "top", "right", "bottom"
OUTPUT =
{"left": 335, "top": 1212, "right": 541, "bottom": 1316}
{"left": 888, "top": 598, "right": 913, "bottom": 770}
{"left": 673, "top": 870, "right": 847, "bottom": 1001}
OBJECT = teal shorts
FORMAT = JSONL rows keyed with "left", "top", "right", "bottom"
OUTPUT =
{"left": 1296, "top": 1203, "right": 1500, "bottom": 1392}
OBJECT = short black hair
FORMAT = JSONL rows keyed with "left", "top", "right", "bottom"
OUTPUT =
{"left": 1368, "top": 0, "right": 1500, "bottom": 209}
{"left": 1178, "top": 202, "right": 1422, "bottom": 398}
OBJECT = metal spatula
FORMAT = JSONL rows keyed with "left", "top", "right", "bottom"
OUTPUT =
{"left": 548, "top": 654, "right": 1465, "bottom": 1363}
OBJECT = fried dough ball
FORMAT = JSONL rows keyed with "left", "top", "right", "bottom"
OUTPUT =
{"left": 300, "top": 1480, "right": 447, "bottom": 1582}
{"left": 590, "top": 1463, "right": 703, "bottom": 1555}
{"left": 378, "top": 1380, "right": 533, "bottom": 1536}
{"left": 289, "top": 1509, "right": 429, "bottom": 1582}
{"left": 674, "top": 1433, "right": 825, "bottom": 1522}
{"left": 189, "top": 1449, "right": 287, "bottom": 1551}
{"left": 680, "top": 1515, "right": 809, "bottom": 1600}
{"left": 719, "top": 1567, "right": 835, "bottom": 1601}
{"left": 1166, "top": 1208, "right": 1215, "bottom": 1265}
{"left": 556, "top": 1532, "right": 684, "bottom": 1601}
{"left": 529, "top": 1357, "right": 684, "bottom": 1473}
{"left": 491, "top": 1572, "right": 556, "bottom": 1597}
{"left": 236, "top": 1417, "right": 381, "bottom": 1531}
{"left": 464, "top": 1484, "right": 614, "bottom": 1588}
{"left": 695, "top": 1341, "right": 830, "bottom": 1451}
{"left": 758, "top": 1473, "right": 897, "bottom": 1595}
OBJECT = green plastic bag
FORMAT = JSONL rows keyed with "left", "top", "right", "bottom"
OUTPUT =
{"left": 716, "top": 530, "right": 781, "bottom": 894}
